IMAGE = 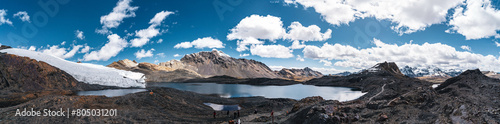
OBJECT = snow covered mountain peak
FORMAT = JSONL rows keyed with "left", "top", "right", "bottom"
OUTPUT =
{"left": 0, "top": 48, "right": 146, "bottom": 88}
{"left": 400, "top": 65, "right": 463, "bottom": 77}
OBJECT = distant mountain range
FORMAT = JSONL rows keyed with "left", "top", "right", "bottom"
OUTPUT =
{"left": 109, "top": 50, "right": 323, "bottom": 82}
{"left": 333, "top": 65, "right": 466, "bottom": 78}
{"left": 399, "top": 65, "right": 463, "bottom": 78}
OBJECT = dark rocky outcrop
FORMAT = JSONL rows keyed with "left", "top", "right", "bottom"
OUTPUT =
{"left": 359, "top": 61, "right": 404, "bottom": 76}
{"left": 432, "top": 69, "right": 500, "bottom": 123}
{"left": 0, "top": 53, "right": 80, "bottom": 93}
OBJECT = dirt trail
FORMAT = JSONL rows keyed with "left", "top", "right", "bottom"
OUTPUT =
{"left": 368, "top": 83, "right": 386, "bottom": 102}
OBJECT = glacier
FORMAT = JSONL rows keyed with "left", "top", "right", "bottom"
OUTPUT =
{"left": 0, "top": 48, "right": 146, "bottom": 88}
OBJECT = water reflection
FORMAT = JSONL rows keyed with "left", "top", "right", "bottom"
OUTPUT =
{"left": 148, "top": 82, "right": 365, "bottom": 101}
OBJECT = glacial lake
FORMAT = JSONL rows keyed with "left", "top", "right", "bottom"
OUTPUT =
{"left": 147, "top": 82, "right": 365, "bottom": 101}
{"left": 77, "top": 83, "right": 366, "bottom": 101}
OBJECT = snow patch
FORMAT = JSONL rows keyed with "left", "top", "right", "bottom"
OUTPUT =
{"left": 0, "top": 48, "right": 146, "bottom": 88}
{"left": 212, "top": 49, "right": 230, "bottom": 57}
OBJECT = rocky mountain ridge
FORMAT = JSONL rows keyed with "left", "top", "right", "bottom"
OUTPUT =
{"left": 400, "top": 65, "right": 463, "bottom": 77}
{"left": 109, "top": 50, "right": 323, "bottom": 82}
{"left": 107, "top": 59, "right": 200, "bottom": 82}
{"left": 180, "top": 50, "right": 280, "bottom": 78}
{"left": 276, "top": 67, "right": 323, "bottom": 81}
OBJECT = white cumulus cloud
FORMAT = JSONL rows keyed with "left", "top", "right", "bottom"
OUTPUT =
{"left": 149, "top": 10, "right": 174, "bottom": 26}
{"left": 130, "top": 26, "right": 160, "bottom": 47}
{"left": 174, "top": 37, "right": 224, "bottom": 49}
{"left": 0, "top": 9, "right": 12, "bottom": 25}
{"left": 75, "top": 30, "right": 85, "bottom": 40}
{"left": 134, "top": 48, "right": 154, "bottom": 59}
{"left": 461, "top": 45, "right": 471, "bottom": 51}
{"left": 130, "top": 10, "right": 173, "bottom": 47}
{"left": 79, "top": 45, "right": 90, "bottom": 53}
{"left": 319, "top": 59, "right": 332, "bottom": 66}
{"left": 156, "top": 52, "right": 165, "bottom": 58}
{"left": 284, "top": 21, "right": 332, "bottom": 41}
{"left": 227, "top": 15, "right": 286, "bottom": 41}
{"left": 97, "top": 0, "right": 138, "bottom": 34}
{"left": 227, "top": 15, "right": 286, "bottom": 51}
{"left": 250, "top": 44, "right": 293, "bottom": 58}
{"left": 287, "top": 0, "right": 463, "bottom": 34}
{"left": 239, "top": 53, "right": 250, "bottom": 57}
{"left": 83, "top": 34, "right": 128, "bottom": 61}
{"left": 156, "top": 39, "right": 163, "bottom": 43}
{"left": 303, "top": 38, "right": 500, "bottom": 71}
{"left": 290, "top": 40, "right": 306, "bottom": 49}
{"left": 228, "top": 14, "right": 332, "bottom": 52}
{"left": 296, "top": 55, "right": 305, "bottom": 61}
{"left": 13, "top": 11, "right": 30, "bottom": 22}
{"left": 285, "top": 0, "right": 358, "bottom": 26}
{"left": 448, "top": 0, "right": 500, "bottom": 40}
{"left": 40, "top": 44, "right": 82, "bottom": 59}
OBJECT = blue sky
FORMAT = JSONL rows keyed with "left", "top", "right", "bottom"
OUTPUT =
{"left": 1, "top": 0, "right": 500, "bottom": 74}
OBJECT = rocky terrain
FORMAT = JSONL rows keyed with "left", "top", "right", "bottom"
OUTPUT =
{"left": 0, "top": 46, "right": 114, "bottom": 108}
{"left": 180, "top": 50, "right": 280, "bottom": 79}
{"left": 107, "top": 59, "right": 202, "bottom": 82}
{"left": 282, "top": 63, "right": 499, "bottom": 123}
{"left": 0, "top": 87, "right": 297, "bottom": 123}
{"left": 305, "top": 62, "right": 428, "bottom": 94}
{"left": 276, "top": 67, "right": 323, "bottom": 82}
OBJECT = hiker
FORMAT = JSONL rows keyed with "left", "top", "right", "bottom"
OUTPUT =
{"left": 237, "top": 110, "right": 240, "bottom": 117}
{"left": 227, "top": 110, "right": 229, "bottom": 116}
{"left": 213, "top": 111, "right": 216, "bottom": 119}
{"left": 271, "top": 110, "right": 275, "bottom": 123}
{"left": 233, "top": 112, "right": 237, "bottom": 119}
